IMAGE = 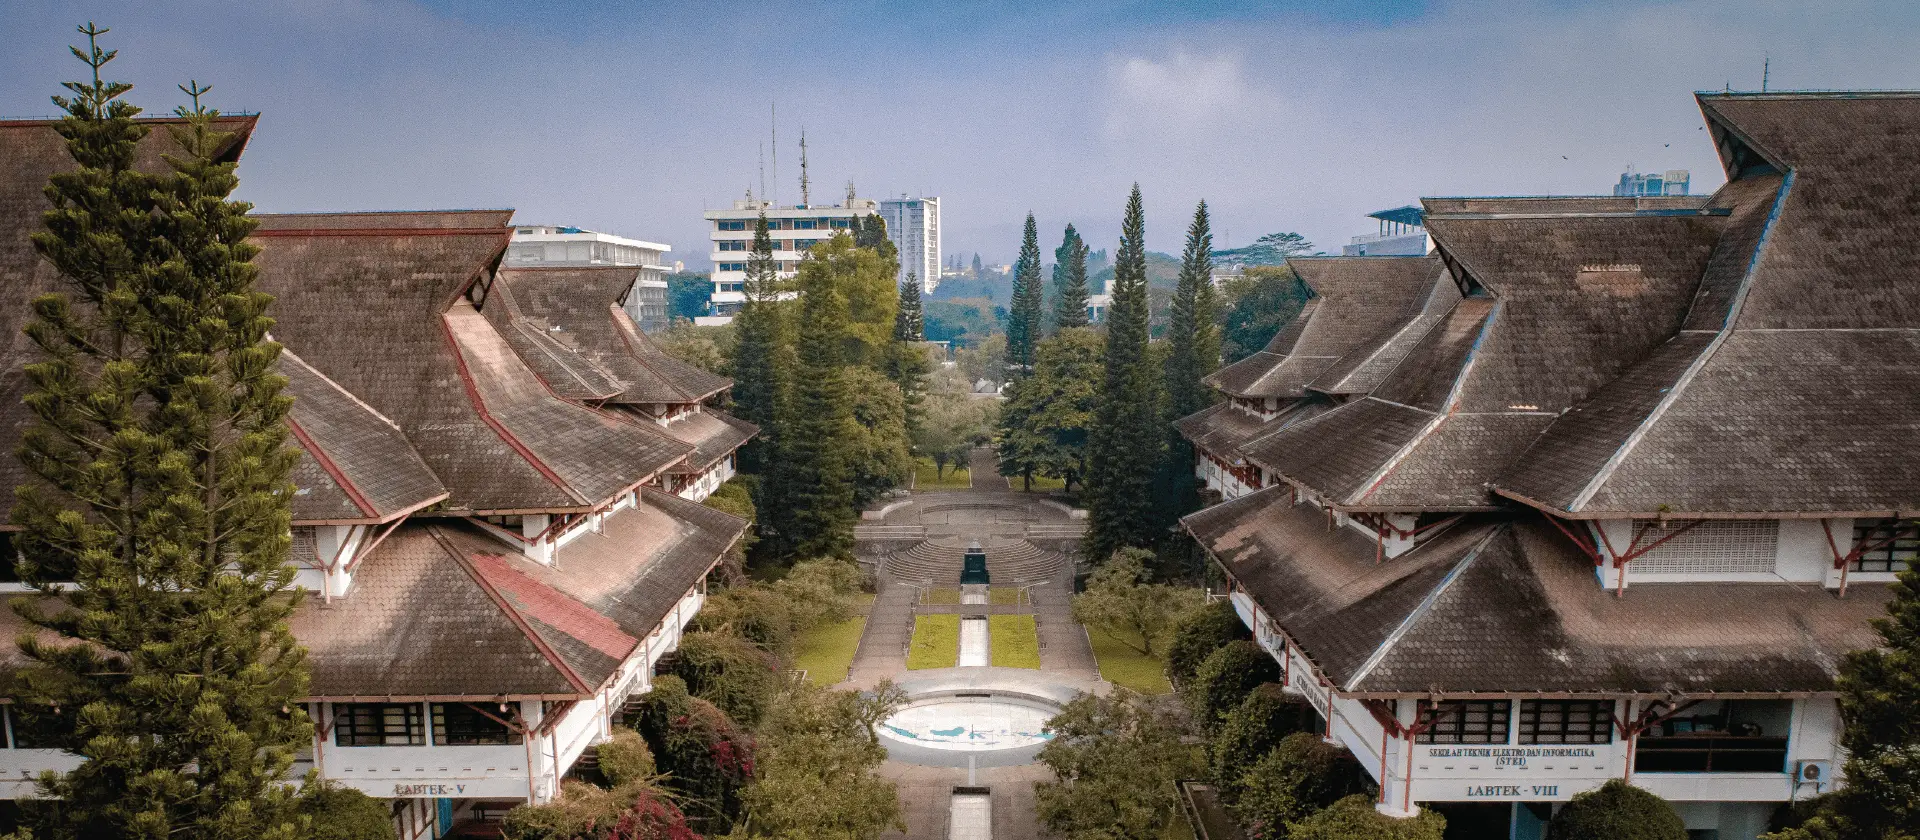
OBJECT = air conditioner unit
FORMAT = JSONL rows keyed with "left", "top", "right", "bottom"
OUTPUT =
{"left": 1795, "top": 760, "right": 1832, "bottom": 786}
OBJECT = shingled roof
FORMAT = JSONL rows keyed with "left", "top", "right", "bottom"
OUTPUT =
{"left": 1496, "top": 93, "right": 1920, "bottom": 517}
{"left": 1204, "top": 257, "right": 1439, "bottom": 400}
{"left": 283, "top": 349, "right": 448, "bottom": 523}
{"left": 1185, "top": 489, "right": 1889, "bottom": 696}
{"left": 491, "top": 267, "right": 731, "bottom": 403}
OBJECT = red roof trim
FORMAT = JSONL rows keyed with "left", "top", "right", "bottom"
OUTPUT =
{"left": 251, "top": 227, "right": 509, "bottom": 238}
{"left": 431, "top": 527, "right": 594, "bottom": 695}
{"left": 438, "top": 312, "right": 586, "bottom": 504}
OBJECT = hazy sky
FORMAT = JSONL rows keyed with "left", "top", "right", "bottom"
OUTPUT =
{"left": 7, "top": 1, "right": 1919, "bottom": 268}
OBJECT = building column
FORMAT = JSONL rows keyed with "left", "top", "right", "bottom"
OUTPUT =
{"left": 1376, "top": 701, "right": 1421, "bottom": 819}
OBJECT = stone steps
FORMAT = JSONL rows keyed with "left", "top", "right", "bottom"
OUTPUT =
{"left": 888, "top": 537, "right": 1063, "bottom": 583}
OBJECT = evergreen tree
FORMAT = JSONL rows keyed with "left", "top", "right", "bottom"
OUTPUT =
{"left": 731, "top": 213, "right": 788, "bottom": 476}
{"left": 774, "top": 248, "right": 857, "bottom": 560}
{"left": 1159, "top": 200, "right": 1221, "bottom": 524}
{"left": 971, "top": 252, "right": 984, "bottom": 279}
{"left": 11, "top": 30, "right": 311, "bottom": 838}
{"left": 1083, "top": 184, "right": 1165, "bottom": 562}
{"left": 887, "top": 274, "right": 932, "bottom": 444}
{"left": 994, "top": 328, "right": 1101, "bottom": 493}
{"left": 1006, "top": 213, "right": 1045, "bottom": 374}
{"left": 1051, "top": 223, "right": 1091, "bottom": 331}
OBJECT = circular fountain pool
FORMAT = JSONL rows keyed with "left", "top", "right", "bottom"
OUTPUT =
{"left": 876, "top": 692, "right": 1063, "bottom": 766}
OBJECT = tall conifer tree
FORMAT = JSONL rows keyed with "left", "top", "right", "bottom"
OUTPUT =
{"left": 887, "top": 274, "right": 931, "bottom": 442}
{"left": 1006, "top": 213, "right": 1045, "bottom": 373}
{"left": 1160, "top": 200, "right": 1221, "bottom": 522}
{"left": 11, "top": 28, "right": 311, "bottom": 838}
{"left": 1084, "top": 185, "right": 1165, "bottom": 562}
{"left": 1051, "top": 224, "right": 1091, "bottom": 331}
{"left": 730, "top": 214, "right": 786, "bottom": 476}
{"left": 773, "top": 252, "right": 857, "bottom": 560}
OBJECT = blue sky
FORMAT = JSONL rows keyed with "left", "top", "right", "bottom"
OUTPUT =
{"left": 7, "top": 1, "right": 1919, "bottom": 267}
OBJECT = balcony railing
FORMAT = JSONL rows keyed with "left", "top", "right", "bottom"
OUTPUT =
{"left": 1634, "top": 735, "right": 1788, "bottom": 773}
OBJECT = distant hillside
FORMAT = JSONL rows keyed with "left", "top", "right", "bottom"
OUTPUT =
{"left": 1088, "top": 251, "right": 1183, "bottom": 294}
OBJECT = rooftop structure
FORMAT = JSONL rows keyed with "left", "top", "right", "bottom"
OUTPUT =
{"left": 880, "top": 196, "right": 941, "bottom": 294}
{"left": 506, "top": 225, "right": 674, "bottom": 332}
{"left": 1176, "top": 92, "right": 1920, "bottom": 838}
{"left": 1342, "top": 205, "right": 1429, "bottom": 256}
{"left": 702, "top": 196, "right": 878, "bottom": 323}
{"left": 0, "top": 116, "right": 756, "bottom": 835}
{"left": 1615, "top": 167, "right": 1691, "bottom": 197}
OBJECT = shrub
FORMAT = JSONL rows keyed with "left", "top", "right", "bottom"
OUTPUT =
{"left": 1235, "top": 733, "right": 1374, "bottom": 839}
{"left": 299, "top": 782, "right": 397, "bottom": 840}
{"left": 1546, "top": 779, "right": 1686, "bottom": 840}
{"left": 1211, "top": 685, "right": 1318, "bottom": 799}
{"left": 628, "top": 676, "right": 754, "bottom": 832}
{"left": 598, "top": 729, "right": 657, "bottom": 787}
{"left": 692, "top": 586, "right": 796, "bottom": 653}
{"left": 1167, "top": 600, "right": 1250, "bottom": 687}
{"left": 501, "top": 780, "right": 700, "bottom": 840}
{"left": 1186, "top": 640, "right": 1282, "bottom": 734}
{"left": 1285, "top": 794, "right": 1445, "bottom": 840}
{"left": 774, "top": 557, "right": 864, "bottom": 632}
{"left": 666, "top": 631, "right": 782, "bottom": 727}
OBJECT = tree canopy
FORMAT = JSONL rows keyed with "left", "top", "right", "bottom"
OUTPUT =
{"left": 1084, "top": 185, "right": 1166, "bottom": 561}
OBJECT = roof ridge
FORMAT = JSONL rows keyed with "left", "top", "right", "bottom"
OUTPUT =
{"left": 1350, "top": 300, "right": 1502, "bottom": 505}
{"left": 1344, "top": 526, "right": 1501, "bottom": 690}
{"left": 609, "top": 305, "right": 706, "bottom": 401}
{"left": 491, "top": 279, "right": 624, "bottom": 399}
{"left": 439, "top": 307, "right": 590, "bottom": 505}
{"left": 279, "top": 344, "right": 406, "bottom": 432}
{"left": 1567, "top": 172, "right": 1795, "bottom": 513}
{"left": 430, "top": 526, "right": 595, "bottom": 695}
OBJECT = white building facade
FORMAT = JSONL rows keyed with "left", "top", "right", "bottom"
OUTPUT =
{"left": 702, "top": 198, "right": 877, "bottom": 322}
{"left": 506, "top": 226, "right": 675, "bottom": 332}
{"left": 879, "top": 196, "right": 940, "bottom": 294}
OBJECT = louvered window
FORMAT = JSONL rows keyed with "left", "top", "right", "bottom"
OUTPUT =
{"left": 1519, "top": 700, "right": 1613, "bottom": 745}
{"left": 432, "top": 703, "right": 520, "bottom": 745}
{"left": 335, "top": 703, "right": 425, "bottom": 746}
{"left": 1417, "top": 700, "right": 1510, "bottom": 744}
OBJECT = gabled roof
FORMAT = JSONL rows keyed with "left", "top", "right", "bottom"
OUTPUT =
{"left": 1203, "top": 257, "right": 1439, "bottom": 400}
{"left": 1185, "top": 491, "right": 1889, "bottom": 696}
{"left": 290, "top": 523, "right": 627, "bottom": 699}
{"left": 283, "top": 349, "right": 448, "bottom": 523}
{"left": 1308, "top": 267, "right": 1461, "bottom": 395}
{"left": 1175, "top": 400, "right": 1332, "bottom": 465}
{"left": 1498, "top": 94, "right": 1920, "bottom": 517}
{"left": 652, "top": 409, "right": 759, "bottom": 474}
{"left": 491, "top": 267, "right": 730, "bottom": 404}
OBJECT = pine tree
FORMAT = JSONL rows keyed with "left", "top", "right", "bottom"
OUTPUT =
{"left": 1051, "top": 223, "right": 1091, "bottom": 331}
{"left": 887, "top": 274, "right": 931, "bottom": 444}
{"left": 11, "top": 29, "right": 310, "bottom": 838}
{"left": 1159, "top": 200, "right": 1221, "bottom": 524}
{"left": 1006, "top": 213, "right": 1045, "bottom": 374}
{"left": 971, "top": 252, "right": 984, "bottom": 279}
{"left": 1083, "top": 185, "right": 1165, "bottom": 562}
{"left": 730, "top": 213, "right": 787, "bottom": 475}
{"left": 774, "top": 250, "right": 857, "bottom": 560}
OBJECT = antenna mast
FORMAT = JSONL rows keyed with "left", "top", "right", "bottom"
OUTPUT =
{"left": 799, "top": 128, "right": 810, "bottom": 206}
{"left": 758, "top": 142, "right": 766, "bottom": 205}
{"left": 846, "top": 180, "right": 857, "bottom": 207}
{"left": 1761, "top": 54, "right": 1770, "bottom": 92}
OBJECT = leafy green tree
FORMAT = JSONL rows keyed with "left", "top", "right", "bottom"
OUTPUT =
{"left": 1161, "top": 200, "right": 1222, "bottom": 524}
{"left": 772, "top": 557, "right": 864, "bottom": 632}
{"left": 1006, "top": 213, "right": 1045, "bottom": 373}
{"left": 298, "top": 784, "right": 398, "bottom": 840}
{"left": 9, "top": 31, "right": 312, "bottom": 840}
{"left": 920, "top": 394, "right": 996, "bottom": 479}
{"left": 654, "top": 320, "right": 732, "bottom": 376}
{"left": 1084, "top": 185, "right": 1166, "bottom": 561}
{"left": 1766, "top": 536, "right": 1920, "bottom": 840}
{"left": 1037, "top": 690, "right": 1204, "bottom": 840}
{"left": 667, "top": 631, "right": 783, "bottom": 728}
{"left": 842, "top": 366, "right": 914, "bottom": 508}
{"left": 1235, "top": 733, "right": 1374, "bottom": 840}
{"left": 695, "top": 584, "right": 797, "bottom": 653}
{"left": 1186, "top": 641, "right": 1283, "bottom": 735}
{"left": 994, "top": 328, "right": 1101, "bottom": 491}
{"left": 770, "top": 243, "right": 858, "bottom": 560}
{"left": 1285, "top": 794, "right": 1444, "bottom": 840}
{"left": 729, "top": 214, "right": 789, "bottom": 475}
{"left": 1547, "top": 779, "right": 1686, "bottom": 840}
{"left": 1212, "top": 231, "right": 1314, "bottom": 267}
{"left": 1051, "top": 223, "right": 1092, "bottom": 331}
{"left": 1071, "top": 548, "right": 1207, "bottom": 658}
{"left": 812, "top": 235, "right": 900, "bottom": 370}
{"left": 1220, "top": 264, "right": 1311, "bottom": 363}
{"left": 667, "top": 271, "right": 713, "bottom": 322}
{"left": 736, "top": 682, "right": 905, "bottom": 840}
{"left": 1212, "top": 686, "right": 1319, "bottom": 801}
{"left": 1167, "top": 599, "right": 1252, "bottom": 687}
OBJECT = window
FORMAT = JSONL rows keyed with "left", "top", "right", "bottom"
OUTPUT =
{"left": 717, "top": 220, "right": 747, "bottom": 231}
{"left": 432, "top": 703, "right": 520, "bottom": 745}
{"left": 793, "top": 219, "right": 818, "bottom": 230}
{"left": 1629, "top": 520, "right": 1778, "bottom": 574}
{"left": 718, "top": 240, "right": 747, "bottom": 251}
{"left": 829, "top": 218, "right": 851, "bottom": 229}
{"left": 1519, "top": 700, "right": 1613, "bottom": 744}
{"left": 1852, "top": 519, "right": 1919, "bottom": 572}
{"left": 718, "top": 263, "right": 746, "bottom": 272}
{"left": 1417, "top": 700, "right": 1510, "bottom": 744}
{"left": 335, "top": 703, "right": 425, "bottom": 746}
{"left": 764, "top": 220, "right": 784, "bottom": 230}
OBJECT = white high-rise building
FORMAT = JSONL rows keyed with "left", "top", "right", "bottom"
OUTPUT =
{"left": 701, "top": 197, "right": 878, "bottom": 323}
{"left": 879, "top": 197, "right": 940, "bottom": 294}
{"left": 505, "top": 225, "right": 675, "bottom": 331}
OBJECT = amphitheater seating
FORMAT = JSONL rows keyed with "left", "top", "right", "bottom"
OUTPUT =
{"left": 887, "top": 536, "right": 1063, "bottom": 583}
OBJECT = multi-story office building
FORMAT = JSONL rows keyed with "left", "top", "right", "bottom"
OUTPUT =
{"left": 879, "top": 196, "right": 940, "bottom": 294}
{"left": 1177, "top": 92, "right": 1920, "bottom": 840}
{"left": 701, "top": 197, "right": 878, "bottom": 323}
{"left": 1614, "top": 167, "right": 1691, "bottom": 197}
{"left": 505, "top": 225, "right": 674, "bottom": 332}
{"left": 1342, "top": 205, "right": 1429, "bottom": 256}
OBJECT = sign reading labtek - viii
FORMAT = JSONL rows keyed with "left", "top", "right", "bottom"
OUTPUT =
{"left": 1466, "top": 784, "right": 1562, "bottom": 798}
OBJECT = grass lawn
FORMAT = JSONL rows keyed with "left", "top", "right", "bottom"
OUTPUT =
{"left": 793, "top": 613, "right": 866, "bottom": 686}
{"left": 1004, "top": 474, "right": 1067, "bottom": 492}
{"left": 989, "top": 586, "right": 1023, "bottom": 605}
{"left": 907, "top": 614, "right": 960, "bottom": 669}
{"left": 1162, "top": 814, "right": 1197, "bottom": 840}
{"left": 989, "top": 615, "right": 1041, "bottom": 669}
{"left": 913, "top": 458, "right": 972, "bottom": 490}
{"left": 924, "top": 587, "right": 961, "bottom": 605}
{"left": 1087, "top": 627, "right": 1172, "bottom": 694}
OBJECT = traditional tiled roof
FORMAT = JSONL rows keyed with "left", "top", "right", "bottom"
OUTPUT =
{"left": 491, "top": 267, "right": 730, "bottom": 404}
{"left": 1497, "top": 93, "right": 1920, "bottom": 516}
{"left": 1203, "top": 257, "right": 1438, "bottom": 400}
{"left": 1176, "top": 400, "right": 1334, "bottom": 465}
{"left": 1419, "top": 195, "right": 1709, "bottom": 215}
{"left": 1309, "top": 269, "right": 1462, "bottom": 395}
{"left": 654, "top": 409, "right": 758, "bottom": 474}
{"left": 283, "top": 349, "right": 448, "bottom": 523}
{"left": 1185, "top": 490, "right": 1889, "bottom": 695}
